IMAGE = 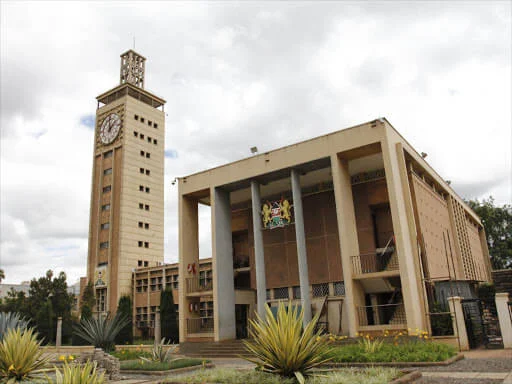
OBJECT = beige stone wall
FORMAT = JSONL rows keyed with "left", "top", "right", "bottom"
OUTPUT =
{"left": 466, "top": 218, "right": 489, "bottom": 281}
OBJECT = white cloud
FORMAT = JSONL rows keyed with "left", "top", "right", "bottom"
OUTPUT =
{"left": 0, "top": 1, "right": 510, "bottom": 284}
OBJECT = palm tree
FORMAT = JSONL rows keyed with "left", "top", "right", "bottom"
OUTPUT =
{"left": 0, "top": 268, "right": 4, "bottom": 283}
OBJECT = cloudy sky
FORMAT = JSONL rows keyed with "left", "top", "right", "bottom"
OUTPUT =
{"left": 1, "top": 1, "right": 510, "bottom": 285}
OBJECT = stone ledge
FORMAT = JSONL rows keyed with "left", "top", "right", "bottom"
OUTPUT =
{"left": 321, "top": 352, "right": 463, "bottom": 368}
{"left": 390, "top": 370, "right": 422, "bottom": 384}
{"left": 121, "top": 362, "right": 214, "bottom": 376}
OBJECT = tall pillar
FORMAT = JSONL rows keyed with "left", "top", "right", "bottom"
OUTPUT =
{"left": 178, "top": 194, "right": 199, "bottom": 342}
{"left": 56, "top": 317, "right": 62, "bottom": 347}
{"left": 291, "top": 169, "right": 312, "bottom": 325}
{"left": 382, "top": 137, "right": 426, "bottom": 332}
{"left": 154, "top": 309, "right": 161, "bottom": 345}
{"left": 251, "top": 181, "right": 267, "bottom": 318}
{"left": 331, "top": 154, "right": 359, "bottom": 337}
{"left": 496, "top": 293, "right": 512, "bottom": 349}
{"left": 211, "top": 187, "right": 236, "bottom": 341}
{"left": 447, "top": 296, "right": 469, "bottom": 351}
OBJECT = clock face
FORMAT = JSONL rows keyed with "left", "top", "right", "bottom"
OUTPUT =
{"left": 99, "top": 113, "right": 121, "bottom": 145}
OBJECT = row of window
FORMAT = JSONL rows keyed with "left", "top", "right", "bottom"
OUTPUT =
{"left": 138, "top": 260, "right": 149, "bottom": 267}
{"left": 139, "top": 167, "right": 150, "bottom": 176}
{"left": 139, "top": 203, "right": 150, "bottom": 211}
{"left": 140, "top": 150, "right": 151, "bottom": 158}
{"left": 134, "top": 114, "right": 158, "bottom": 129}
{"left": 138, "top": 241, "right": 149, "bottom": 248}
{"left": 138, "top": 221, "right": 150, "bottom": 229}
{"left": 104, "top": 150, "right": 113, "bottom": 159}
{"left": 267, "top": 282, "right": 345, "bottom": 301}
{"left": 139, "top": 185, "right": 150, "bottom": 193}
{"left": 103, "top": 168, "right": 112, "bottom": 175}
{"left": 134, "top": 131, "right": 158, "bottom": 145}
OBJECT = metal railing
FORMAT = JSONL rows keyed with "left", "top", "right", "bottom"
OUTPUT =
{"left": 185, "top": 278, "right": 213, "bottom": 294}
{"left": 233, "top": 257, "right": 250, "bottom": 269}
{"left": 187, "top": 318, "right": 214, "bottom": 334}
{"left": 351, "top": 251, "right": 399, "bottom": 275}
{"left": 357, "top": 303, "right": 406, "bottom": 326}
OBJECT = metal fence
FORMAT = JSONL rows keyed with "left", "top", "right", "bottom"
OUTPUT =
{"left": 357, "top": 303, "right": 406, "bottom": 326}
{"left": 351, "top": 252, "right": 399, "bottom": 275}
{"left": 185, "top": 278, "right": 213, "bottom": 294}
{"left": 187, "top": 318, "right": 214, "bottom": 334}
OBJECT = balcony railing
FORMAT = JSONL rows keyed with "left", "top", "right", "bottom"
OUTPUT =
{"left": 351, "top": 249, "right": 398, "bottom": 275}
{"left": 187, "top": 318, "right": 214, "bottom": 334}
{"left": 233, "top": 257, "right": 250, "bottom": 269}
{"left": 357, "top": 303, "right": 406, "bottom": 326}
{"left": 186, "top": 278, "right": 213, "bottom": 294}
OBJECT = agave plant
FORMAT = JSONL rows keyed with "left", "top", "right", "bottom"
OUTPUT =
{"left": 0, "top": 312, "right": 29, "bottom": 341}
{"left": 73, "top": 312, "right": 130, "bottom": 352}
{"left": 0, "top": 327, "right": 51, "bottom": 383}
{"left": 243, "top": 302, "right": 333, "bottom": 384}
{"left": 140, "top": 337, "right": 181, "bottom": 363}
{"left": 46, "top": 361, "right": 105, "bottom": 384}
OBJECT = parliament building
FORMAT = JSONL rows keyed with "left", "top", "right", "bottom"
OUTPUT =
{"left": 86, "top": 51, "right": 492, "bottom": 343}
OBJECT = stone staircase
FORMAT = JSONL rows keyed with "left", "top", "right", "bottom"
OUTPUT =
{"left": 179, "top": 339, "right": 252, "bottom": 358}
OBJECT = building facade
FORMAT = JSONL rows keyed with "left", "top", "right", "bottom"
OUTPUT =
{"left": 176, "top": 118, "right": 492, "bottom": 342}
{"left": 86, "top": 50, "right": 166, "bottom": 315}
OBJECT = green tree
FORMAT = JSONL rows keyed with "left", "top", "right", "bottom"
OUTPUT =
{"left": 80, "top": 281, "right": 95, "bottom": 320}
{"left": 467, "top": 197, "right": 512, "bottom": 270}
{"left": 0, "top": 268, "right": 5, "bottom": 283}
{"left": 115, "top": 295, "right": 133, "bottom": 345}
{"left": 160, "top": 287, "right": 179, "bottom": 343}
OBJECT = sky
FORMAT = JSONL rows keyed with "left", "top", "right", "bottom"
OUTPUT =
{"left": 0, "top": 1, "right": 510, "bottom": 285}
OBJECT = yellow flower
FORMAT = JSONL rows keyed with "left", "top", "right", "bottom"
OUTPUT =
{"left": 58, "top": 355, "right": 66, "bottom": 361}
{"left": 68, "top": 355, "right": 74, "bottom": 361}
{"left": 8, "top": 364, "right": 15, "bottom": 371}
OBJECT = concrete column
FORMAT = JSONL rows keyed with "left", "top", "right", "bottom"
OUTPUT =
{"left": 251, "top": 181, "right": 267, "bottom": 319}
{"left": 447, "top": 296, "right": 469, "bottom": 351}
{"left": 496, "top": 293, "right": 512, "bottom": 349}
{"left": 291, "top": 169, "right": 312, "bottom": 326}
{"left": 56, "top": 317, "right": 62, "bottom": 347}
{"left": 331, "top": 154, "right": 360, "bottom": 337}
{"left": 178, "top": 193, "right": 199, "bottom": 342}
{"left": 211, "top": 187, "right": 236, "bottom": 341}
{"left": 154, "top": 309, "right": 161, "bottom": 345}
{"left": 382, "top": 136, "right": 426, "bottom": 332}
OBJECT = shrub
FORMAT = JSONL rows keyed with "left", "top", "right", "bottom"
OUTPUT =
{"left": 0, "top": 327, "right": 51, "bottom": 382}
{"left": 140, "top": 338, "right": 180, "bottom": 363}
{"left": 243, "top": 302, "right": 333, "bottom": 383}
{"left": 73, "top": 312, "right": 130, "bottom": 352}
{"left": 160, "top": 287, "right": 179, "bottom": 343}
{"left": 114, "top": 296, "right": 133, "bottom": 345}
{"left": 0, "top": 313, "right": 29, "bottom": 341}
{"left": 46, "top": 361, "right": 105, "bottom": 384}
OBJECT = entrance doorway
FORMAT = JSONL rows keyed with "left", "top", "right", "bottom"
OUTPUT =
{"left": 235, "top": 304, "right": 249, "bottom": 339}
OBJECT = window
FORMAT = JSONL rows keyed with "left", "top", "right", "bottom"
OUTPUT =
{"left": 144, "top": 223, "right": 149, "bottom": 229}
{"left": 138, "top": 241, "right": 143, "bottom": 247}
{"left": 138, "top": 222, "right": 143, "bottom": 228}
{"left": 134, "top": 114, "right": 139, "bottom": 120}
{"left": 144, "top": 242, "right": 149, "bottom": 248}
{"left": 140, "top": 168, "right": 144, "bottom": 174}
{"left": 100, "top": 241, "right": 109, "bottom": 249}
{"left": 145, "top": 204, "right": 150, "bottom": 211}
{"left": 146, "top": 152, "right": 150, "bottom": 158}
{"left": 104, "top": 150, "right": 113, "bottom": 158}
{"left": 333, "top": 281, "right": 345, "bottom": 296}
{"left": 148, "top": 120, "right": 152, "bottom": 126}
{"left": 102, "top": 204, "right": 110, "bottom": 211}
{"left": 153, "top": 139, "right": 157, "bottom": 145}
{"left": 145, "top": 187, "right": 150, "bottom": 193}
{"left": 147, "top": 137, "right": 152, "bottom": 143}
{"left": 144, "top": 261, "right": 148, "bottom": 267}
{"left": 140, "top": 134, "right": 145, "bottom": 139}
{"left": 133, "top": 131, "right": 138, "bottom": 137}
{"left": 140, "top": 150, "right": 145, "bottom": 156}
{"left": 96, "top": 288, "right": 106, "bottom": 313}
{"left": 292, "top": 286, "right": 301, "bottom": 299}
{"left": 145, "top": 169, "right": 150, "bottom": 176}
{"left": 266, "top": 289, "right": 272, "bottom": 301}
{"left": 139, "top": 185, "right": 144, "bottom": 191}
{"left": 274, "top": 287, "right": 289, "bottom": 300}
{"left": 138, "top": 260, "right": 143, "bottom": 267}
{"left": 103, "top": 168, "right": 112, "bottom": 175}
{"left": 101, "top": 222, "right": 110, "bottom": 230}
{"left": 102, "top": 185, "right": 111, "bottom": 193}
{"left": 153, "top": 123, "right": 158, "bottom": 128}
{"left": 141, "top": 118, "right": 145, "bottom": 123}
{"left": 139, "top": 203, "right": 144, "bottom": 209}
{"left": 312, "top": 283, "right": 329, "bottom": 297}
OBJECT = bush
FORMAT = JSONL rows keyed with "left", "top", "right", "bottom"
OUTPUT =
{"left": 0, "top": 313, "right": 29, "bottom": 341}
{"left": 114, "top": 296, "right": 133, "bottom": 345}
{"left": 160, "top": 287, "right": 179, "bottom": 343}
{"left": 0, "top": 327, "right": 51, "bottom": 382}
{"left": 140, "top": 338, "right": 180, "bottom": 363}
{"left": 46, "top": 361, "right": 105, "bottom": 384}
{"left": 243, "top": 302, "right": 333, "bottom": 383}
{"left": 73, "top": 312, "right": 130, "bottom": 352}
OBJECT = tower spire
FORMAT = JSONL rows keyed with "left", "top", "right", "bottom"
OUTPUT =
{"left": 120, "top": 50, "right": 146, "bottom": 89}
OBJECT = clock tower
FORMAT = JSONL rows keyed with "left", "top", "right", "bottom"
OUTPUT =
{"left": 87, "top": 50, "right": 166, "bottom": 315}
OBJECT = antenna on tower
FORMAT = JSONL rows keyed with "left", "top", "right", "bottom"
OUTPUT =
{"left": 133, "top": 37, "right": 136, "bottom": 50}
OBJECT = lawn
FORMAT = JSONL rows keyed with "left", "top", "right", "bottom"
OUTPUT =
{"left": 120, "top": 358, "right": 207, "bottom": 371}
{"left": 165, "top": 367, "right": 399, "bottom": 384}
{"left": 110, "top": 348, "right": 152, "bottom": 361}
{"left": 327, "top": 341, "right": 457, "bottom": 363}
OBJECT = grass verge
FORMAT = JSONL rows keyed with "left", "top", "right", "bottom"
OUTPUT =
{"left": 165, "top": 367, "right": 399, "bottom": 384}
{"left": 120, "top": 358, "right": 207, "bottom": 371}
{"left": 327, "top": 341, "right": 456, "bottom": 363}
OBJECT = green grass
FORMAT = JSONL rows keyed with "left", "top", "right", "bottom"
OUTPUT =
{"left": 328, "top": 341, "right": 457, "bottom": 363}
{"left": 132, "top": 338, "right": 155, "bottom": 345}
{"left": 120, "top": 358, "right": 207, "bottom": 371}
{"left": 110, "top": 348, "right": 152, "bottom": 361}
{"left": 166, "top": 367, "right": 398, "bottom": 384}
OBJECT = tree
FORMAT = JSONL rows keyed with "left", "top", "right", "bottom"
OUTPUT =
{"left": 467, "top": 197, "right": 512, "bottom": 270}
{"left": 115, "top": 295, "right": 133, "bottom": 345}
{"left": 80, "top": 282, "right": 95, "bottom": 320}
{"left": 0, "top": 268, "right": 5, "bottom": 283}
{"left": 160, "top": 287, "right": 179, "bottom": 343}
